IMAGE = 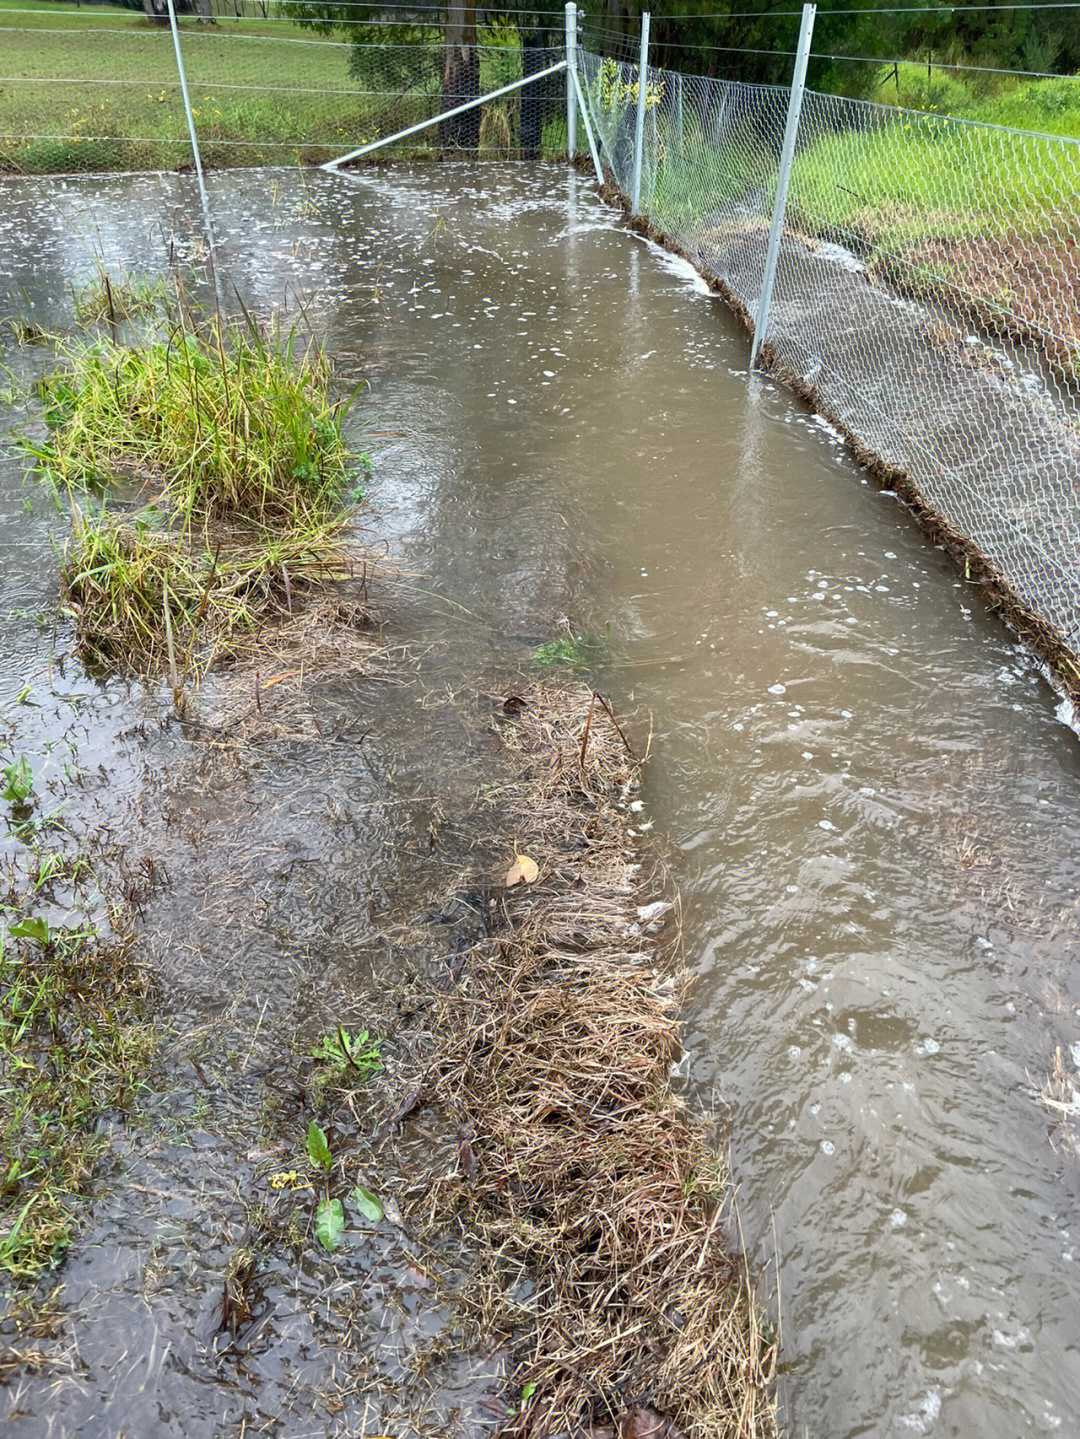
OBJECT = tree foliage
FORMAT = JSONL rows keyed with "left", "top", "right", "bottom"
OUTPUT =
{"left": 581, "top": 1, "right": 1080, "bottom": 98}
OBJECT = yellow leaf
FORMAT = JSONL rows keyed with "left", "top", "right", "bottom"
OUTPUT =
{"left": 261, "top": 670, "right": 298, "bottom": 690}
{"left": 506, "top": 854, "right": 539, "bottom": 887}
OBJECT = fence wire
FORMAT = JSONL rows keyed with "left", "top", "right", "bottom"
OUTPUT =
{"left": 578, "top": 44, "right": 1080, "bottom": 664}
{"left": 0, "top": 5, "right": 566, "bottom": 171}
{"left": 4, "top": 4, "right": 1080, "bottom": 675}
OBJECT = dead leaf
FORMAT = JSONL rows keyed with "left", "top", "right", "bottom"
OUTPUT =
{"left": 619, "top": 1409, "right": 685, "bottom": 1439}
{"left": 506, "top": 853, "right": 539, "bottom": 887}
{"left": 502, "top": 693, "right": 528, "bottom": 715}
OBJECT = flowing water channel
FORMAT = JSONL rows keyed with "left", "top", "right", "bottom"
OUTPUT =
{"left": 2, "top": 163, "right": 1079, "bottom": 1439}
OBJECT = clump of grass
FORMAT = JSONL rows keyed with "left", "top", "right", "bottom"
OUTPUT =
{"left": 72, "top": 268, "right": 171, "bottom": 327}
{"left": 405, "top": 685, "right": 778, "bottom": 1438}
{"left": 25, "top": 307, "right": 364, "bottom": 674}
{"left": 30, "top": 317, "right": 356, "bottom": 527}
{"left": 61, "top": 508, "right": 350, "bottom": 672}
{"left": 5, "top": 319, "right": 49, "bottom": 347}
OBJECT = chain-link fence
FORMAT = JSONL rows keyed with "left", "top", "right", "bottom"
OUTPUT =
{"left": 0, "top": 2, "right": 568, "bottom": 172}
{"left": 578, "top": 40, "right": 1080, "bottom": 679}
{"left": 5, "top": 2, "right": 1080, "bottom": 683}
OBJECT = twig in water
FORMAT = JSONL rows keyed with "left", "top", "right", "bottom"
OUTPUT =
{"left": 579, "top": 690, "right": 596, "bottom": 769}
{"left": 596, "top": 692, "right": 637, "bottom": 760}
{"left": 162, "top": 578, "right": 179, "bottom": 704}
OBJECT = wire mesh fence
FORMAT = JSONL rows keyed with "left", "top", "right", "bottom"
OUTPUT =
{"left": 577, "top": 41, "right": 1080, "bottom": 674}
{"left": 5, "top": 1, "right": 1080, "bottom": 682}
{"left": 0, "top": 2, "right": 568, "bottom": 172}
{"left": 0, "top": 4, "right": 195, "bottom": 171}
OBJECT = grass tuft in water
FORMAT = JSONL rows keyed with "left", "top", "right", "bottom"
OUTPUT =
{"left": 532, "top": 628, "right": 603, "bottom": 669}
{"left": 25, "top": 305, "right": 365, "bottom": 674}
{"left": 29, "top": 317, "right": 357, "bottom": 528}
{"left": 72, "top": 269, "right": 172, "bottom": 327}
{"left": 61, "top": 508, "right": 350, "bottom": 672}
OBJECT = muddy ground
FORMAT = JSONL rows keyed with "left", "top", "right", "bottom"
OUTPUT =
{"left": 0, "top": 522, "right": 738, "bottom": 1439}
{"left": 0, "top": 577, "right": 515, "bottom": 1436}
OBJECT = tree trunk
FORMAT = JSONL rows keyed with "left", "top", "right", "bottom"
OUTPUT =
{"left": 142, "top": 0, "right": 209, "bottom": 22}
{"left": 604, "top": 0, "right": 631, "bottom": 53}
{"left": 441, "top": 1, "right": 480, "bottom": 150}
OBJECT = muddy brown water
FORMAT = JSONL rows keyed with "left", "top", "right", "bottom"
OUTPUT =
{"left": 1, "top": 163, "right": 1079, "bottom": 1438}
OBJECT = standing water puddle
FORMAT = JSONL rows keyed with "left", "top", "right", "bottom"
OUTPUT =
{"left": 1, "top": 163, "right": 1079, "bottom": 1438}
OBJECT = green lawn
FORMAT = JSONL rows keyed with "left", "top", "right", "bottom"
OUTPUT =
{"left": 866, "top": 62, "right": 1080, "bottom": 141}
{"left": 0, "top": 0, "right": 541, "bottom": 171}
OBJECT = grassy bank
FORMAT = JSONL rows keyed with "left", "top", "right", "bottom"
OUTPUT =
{"left": 786, "top": 92, "right": 1080, "bottom": 378}
{"left": 0, "top": 0, "right": 387, "bottom": 170}
{"left": 865, "top": 61, "right": 1080, "bottom": 140}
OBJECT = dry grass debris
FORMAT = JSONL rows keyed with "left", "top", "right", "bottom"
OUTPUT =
{"left": 407, "top": 684, "right": 778, "bottom": 1439}
{"left": 1038, "top": 1047, "right": 1080, "bottom": 1161}
{"left": 189, "top": 592, "right": 394, "bottom": 744}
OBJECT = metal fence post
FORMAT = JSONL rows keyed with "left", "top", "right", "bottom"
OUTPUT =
{"left": 165, "top": 0, "right": 216, "bottom": 269}
{"left": 565, "top": 1, "right": 578, "bottom": 158}
{"left": 569, "top": 62, "right": 604, "bottom": 184}
{"left": 631, "top": 10, "right": 650, "bottom": 212}
{"left": 749, "top": 2, "right": 816, "bottom": 370}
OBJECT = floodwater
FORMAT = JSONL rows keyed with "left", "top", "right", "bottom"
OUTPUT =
{"left": 2, "top": 163, "right": 1080, "bottom": 1438}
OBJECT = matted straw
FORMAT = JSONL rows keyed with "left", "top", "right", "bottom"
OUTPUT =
{"left": 404, "top": 684, "right": 779, "bottom": 1439}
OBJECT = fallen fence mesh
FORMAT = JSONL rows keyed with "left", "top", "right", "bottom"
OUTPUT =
{"left": 578, "top": 45, "right": 1080, "bottom": 678}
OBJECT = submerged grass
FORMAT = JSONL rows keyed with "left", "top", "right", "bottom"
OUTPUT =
{"left": 532, "top": 627, "right": 603, "bottom": 669}
{"left": 26, "top": 298, "right": 364, "bottom": 674}
{"left": 1038, "top": 1047, "right": 1080, "bottom": 1162}
{"left": 72, "top": 268, "right": 172, "bottom": 327}
{"left": 0, "top": 925, "right": 153, "bottom": 1281}
{"left": 406, "top": 684, "right": 778, "bottom": 1438}
{"left": 0, "top": 788, "right": 155, "bottom": 1282}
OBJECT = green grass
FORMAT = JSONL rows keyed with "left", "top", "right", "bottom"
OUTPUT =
{"left": 868, "top": 61, "right": 1080, "bottom": 140}
{"left": 31, "top": 320, "right": 356, "bottom": 525}
{"left": 777, "top": 69, "right": 1080, "bottom": 379}
{"left": 26, "top": 296, "right": 362, "bottom": 671}
{"left": 73, "top": 268, "right": 173, "bottom": 325}
{"left": 533, "top": 629, "right": 603, "bottom": 668}
{"left": 787, "top": 64, "right": 1080, "bottom": 249}
{"left": 0, "top": 820, "right": 155, "bottom": 1282}
{"left": 0, "top": 0, "right": 552, "bottom": 171}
